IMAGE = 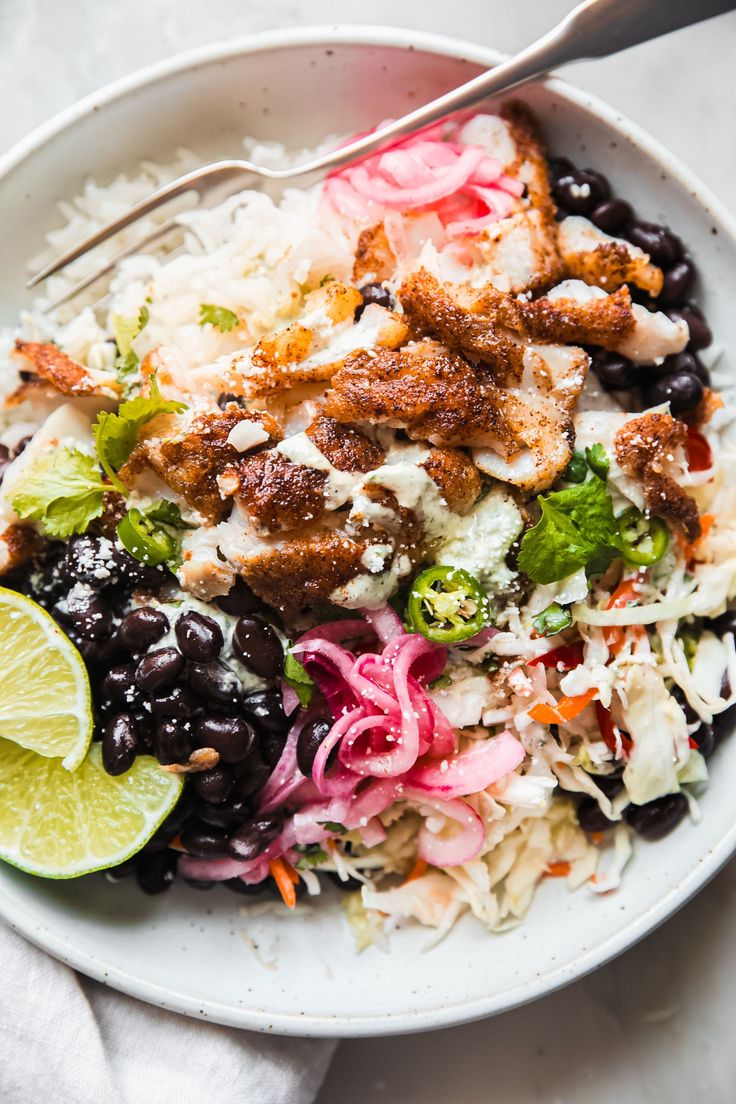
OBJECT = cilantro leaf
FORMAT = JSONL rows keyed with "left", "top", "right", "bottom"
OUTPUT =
{"left": 319, "top": 821, "right": 347, "bottom": 834}
{"left": 94, "top": 375, "right": 186, "bottom": 494}
{"left": 12, "top": 447, "right": 107, "bottom": 539}
{"left": 585, "top": 443, "right": 610, "bottom": 480}
{"left": 533, "top": 602, "right": 573, "bottom": 637}
{"left": 295, "top": 844, "right": 328, "bottom": 868}
{"left": 145, "top": 500, "right": 195, "bottom": 529}
{"left": 284, "top": 647, "right": 315, "bottom": 708}
{"left": 198, "top": 304, "right": 240, "bottom": 332}
{"left": 518, "top": 476, "right": 619, "bottom": 584}
{"left": 564, "top": 451, "right": 588, "bottom": 484}
{"left": 112, "top": 305, "right": 150, "bottom": 381}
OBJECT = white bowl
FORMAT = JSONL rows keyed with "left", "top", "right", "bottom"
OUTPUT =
{"left": 1, "top": 26, "right": 735, "bottom": 1038}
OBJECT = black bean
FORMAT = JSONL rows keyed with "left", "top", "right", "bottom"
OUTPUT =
{"left": 78, "top": 634, "right": 126, "bottom": 672}
{"left": 590, "top": 350, "right": 638, "bottom": 391}
{"left": 642, "top": 371, "right": 703, "bottom": 414}
{"left": 708, "top": 610, "right": 736, "bottom": 639}
{"left": 195, "top": 797, "right": 252, "bottom": 829}
{"left": 191, "top": 767, "right": 233, "bottom": 804}
{"left": 228, "top": 816, "right": 282, "bottom": 862}
{"left": 576, "top": 797, "right": 616, "bottom": 833}
{"left": 553, "top": 169, "right": 609, "bottom": 215}
{"left": 233, "top": 617, "right": 284, "bottom": 680}
{"left": 150, "top": 684, "right": 203, "bottom": 720}
{"left": 666, "top": 303, "right": 712, "bottom": 351}
{"left": 593, "top": 772, "right": 625, "bottom": 799}
{"left": 355, "top": 282, "right": 394, "bottom": 320}
{"left": 671, "top": 685, "right": 699, "bottom": 725}
{"left": 180, "top": 823, "right": 230, "bottom": 858}
{"left": 217, "top": 392, "right": 247, "bottom": 410}
{"left": 547, "top": 156, "right": 574, "bottom": 184}
{"left": 158, "top": 790, "right": 197, "bottom": 838}
{"left": 102, "top": 713, "right": 138, "bottom": 776}
{"left": 625, "top": 793, "right": 688, "bottom": 840}
{"left": 215, "top": 577, "right": 264, "bottom": 617}
{"left": 103, "top": 663, "right": 143, "bottom": 707}
{"left": 135, "top": 850, "right": 177, "bottom": 895}
{"left": 153, "top": 719, "right": 194, "bottom": 766}
{"left": 651, "top": 350, "right": 710, "bottom": 386}
{"left": 183, "top": 878, "right": 216, "bottom": 890}
{"left": 260, "top": 731, "right": 287, "bottom": 769}
{"left": 713, "top": 701, "right": 736, "bottom": 743}
{"left": 111, "top": 545, "right": 168, "bottom": 590}
{"left": 175, "top": 610, "right": 223, "bottom": 662}
{"left": 590, "top": 197, "right": 633, "bottom": 235}
{"left": 188, "top": 660, "right": 241, "bottom": 706}
{"left": 659, "top": 257, "right": 697, "bottom": 306}
{"left": 624, "top": 220, "right": 683, "bottom": 266}
{"left": 63, "top": 588, "right": 113, "bottom": 640}
{"left": 223, "top": 877, "right": 269, "bottom": 897}
{"left": 241, "top": 688, "right": 289, "bottom": 734}
{"left": 135, "top": 647, "right": 185, "bottom": 692}
{"left": 692, "top": 723, "right": 715, "bottom": 759}
{"left": 61, "top": 535, "right": 116, "bottom": 589}
{"left": 231, "top": 761, "right": 271, "bottom": 800}
{"left": 118, "top": 607, "right": 169, "bottom": 652}
{"left": 296, "top": 717, "right": 333, "bottom": 778}
{"left": 195, "top": 715, "right": 256, "bottom": 763}
{"left": 108, "top": 856, "right": 139, "bottom": 880}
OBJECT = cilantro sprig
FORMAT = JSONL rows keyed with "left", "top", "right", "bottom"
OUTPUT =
{"left": 94, "top": 375, "right": 186, "bottom": 494}
{"left": 199, "top": 304, "right": 240, "bottom": 333}
{"left": 518, "top": 475, "right": 619, "bottom": 584}
{"left": 112, "top": 305, "right": 149, "bottom": 381}
{"left": 12, "top": 448, "right": 107, "bottom": 538}
{"left": 283, "top": 647, "right": 315, "bottom": 708}
{"left": 12, "top": 374, "right": 187, "bottom": 540}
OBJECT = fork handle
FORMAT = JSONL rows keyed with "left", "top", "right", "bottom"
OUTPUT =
{"left": 294, "top": 0, "right": 736, "bottom": 176}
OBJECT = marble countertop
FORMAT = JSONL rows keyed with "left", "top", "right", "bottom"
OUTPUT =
{"left": 3, "top": 2, "right": 736, "bottom": 1101}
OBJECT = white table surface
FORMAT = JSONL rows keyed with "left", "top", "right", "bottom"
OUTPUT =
{"left": 4, "top": 2, "right": 736, "bottom": 1101}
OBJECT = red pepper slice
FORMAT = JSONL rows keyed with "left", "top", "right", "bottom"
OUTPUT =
{"left": 595, "top": 700, "right": 632, "bottom": 758}
{"left": 529, "top": 643, "right": 584, "bottom": 670}
{"left": 686, "top": 426, "right": 712, "bottom": 473}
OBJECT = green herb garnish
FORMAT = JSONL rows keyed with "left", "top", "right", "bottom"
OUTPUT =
{"left": 12, "top": 447, "right": 107, "bottom": 539}
{"left": 94, "top": 375, "right": 186, "bottom": 494}
{"left": 283, "top": 647, "right": 315, "bottom": 708}
{"left": 533, "top": 602, "right": 573, "bottom": 637}
{"left": 518, "top": 476, "right": 619, "bottom": 584}
{"left": 198, "top": 303, "right": 240, "bottom": 332}
{"left": 585, "top": 443, "right": 610, "bottom": 480}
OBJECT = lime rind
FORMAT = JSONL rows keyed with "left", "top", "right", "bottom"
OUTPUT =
{"left": 0, "top": 740, "right": 184, "bottom": 878}
{"left": 0, "top": 586, "right": 93, "bottom": 771}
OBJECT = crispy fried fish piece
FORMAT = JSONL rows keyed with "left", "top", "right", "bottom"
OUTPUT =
{"left": 421, "top": 448, "right": 482, "bottom": 516}
{"left": 325, "top": 339, "right": 517, "bottom": 451}
{"left": 353, "top": 222, "right": 397, "bottom": 284}
{"left": 454, "top": 281, "right": 635, "bottom": 349}
{"left": 558, "top": 216, "right": 663, "bottom": 296}
{"left": 614, "top": 412, "right": 700, "bottom": 541}
{"left": 11, "top": 341, "right": 119, "bottom": 400}
{"left": 305, "top": 416, "right": 384, "bottom": 473}
{"left": 398, "top": 270, "right": 523, "bottom": 383}
{"left": 123, "top": 406, "right": 280, "bottom": 523}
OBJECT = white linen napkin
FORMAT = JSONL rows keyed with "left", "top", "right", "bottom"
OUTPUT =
{"left": 0, "top": 922, "right": 335, "bottom": 1104}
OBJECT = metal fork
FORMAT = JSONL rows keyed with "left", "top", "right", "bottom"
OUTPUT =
{"left": 28, "top": 0, "right": 736, "bottom": 305}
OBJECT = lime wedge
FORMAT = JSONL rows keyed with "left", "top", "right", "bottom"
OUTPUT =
{"left": 0, "top": 586, "right": 93, "bottom": 771}
{"left": 0, "top": 740, "right": 183, "bottom": 878}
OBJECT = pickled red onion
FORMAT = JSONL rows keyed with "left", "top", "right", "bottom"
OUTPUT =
{"left": 405, "top": 730, "right": 525, "bottom": 799}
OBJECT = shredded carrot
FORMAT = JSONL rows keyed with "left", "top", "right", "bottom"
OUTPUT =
{"left": 403, "top": 858, "right": 428, "bottom": 884}
{"left": 605, "top": 576, "right": 645, "bottom": 656}
{"left": 678, "top": 513, "right": 714, "bottom": 565}
{"left": 591, "top": 832, "right": 604, "bottom": 846}
{"left": 529, "top": 687, "right": 598, "bottom": 725}
{"left": 545, "top": 861, "right": 571, "bottom": 878}
{"left": 269, "top": 858, "right": 298, "bottom": 908}
{"left": 168, "top": 835, "right": 186, "bottom": 853}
